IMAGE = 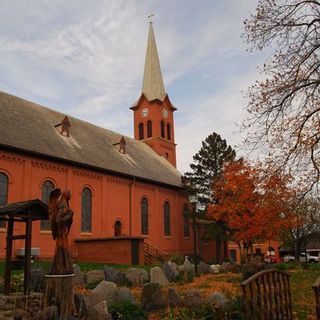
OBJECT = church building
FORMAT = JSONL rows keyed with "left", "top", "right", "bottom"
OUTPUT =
{"left": 0, "top": 23, "right": 220, "bottom": 264}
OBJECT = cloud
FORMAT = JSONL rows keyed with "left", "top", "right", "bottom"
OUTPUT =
{"left": 0, "top": 0, "right": 266, "bottom": 173}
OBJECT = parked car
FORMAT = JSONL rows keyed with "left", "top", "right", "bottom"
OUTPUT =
{"left": 300, "top": 252, "right": 320, "bottom": 263}
{"left": 282, "top": 255, "right": 295, "bottom": 262}
{"left": 306, "top": 249, "right": 320, "bottom": 258}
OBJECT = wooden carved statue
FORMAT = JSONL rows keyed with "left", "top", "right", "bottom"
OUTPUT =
{"left": 45, "top": 188, "right": 75, "bottom": 318}
{"left": 48, "top": 188, "right": 74, "bottom": 275}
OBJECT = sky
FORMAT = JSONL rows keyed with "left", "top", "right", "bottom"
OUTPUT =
{"left": 0, "top": 0, "right": 268, "bottom": 173}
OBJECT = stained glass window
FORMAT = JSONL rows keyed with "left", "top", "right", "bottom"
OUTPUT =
{"left": 81, "top": 188, "right": 92, "bottom": 232}
{"left": 164, "top": 201, "right": 171, "bottom": 236}
{"left": 0, "top": 173, "right": 8, "bottom": 228}
{"left": 141, "top": 198, "right": 148, "bottom": 235}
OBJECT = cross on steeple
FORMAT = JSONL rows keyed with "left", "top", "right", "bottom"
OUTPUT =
{"left": 147, "top": 13, "right": 154, "bottom": 22}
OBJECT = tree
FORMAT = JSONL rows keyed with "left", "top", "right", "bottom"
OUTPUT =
{"left": 183, "top": 132, "right": 236, "bottom": 263}
{"left": 280, "top": 192, "right": 320, "bottom": 258}
{"left": 184, "top": 132, "right": 236, "bottom": 206}
{"left": 208, "top": 159, "right": 293, "bottom": 263}
{"left": 243, "top": 0, "right": 320, "bottom": 192}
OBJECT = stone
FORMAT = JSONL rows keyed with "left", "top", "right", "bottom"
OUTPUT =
{"left": 168, "top": 261, "right": 179, "bottom": 277}
{"left": 93, "top": 300, "right": 108, "bottom": 317}
{"left": 91, "top": 281, "right": 117, "bottom": 306}
{"left": 114, "top": 287, "right": 135, "bottom": 304}
{"left": 211, "top": 264, "right": 222, "bottom": 274}
{"left": 162, "top": 261, "right": 176, "bottom": 282}
{"left": 166, "top": 287, "right": 182, "bottom": 307}
{"left": 34, "top": 306, "right": 58, "bottom": 320}
{"left": 125, "top": 268, "right": 149, "bottom": 286}
{"left": 183, "top": 289, "right": 204, "bottom": 308}
{"left": 104, "top": 266, "right": 126, "bottom": 286}
{"left": 198, "top": 261, "right": 212, "bottom": 275}
{"left": 207, "top": 292, "right": 229, "bottom": 309}
{"left": 150, "top": 266, "right": 169, "bottom": 287}
{"left": 30, "top": 267, "right": 45, "bottom": 292}
{"left": 182, "top": 256, "right": 194, "bottom": 274}
{"left": 86, "top": 269, "right": 105, "bottom": 284}
{"left": 141, "top": 282, "right": 165, "bottom": 311}
{"left": 73, "top": 264, "right": 85, "bottom": 286}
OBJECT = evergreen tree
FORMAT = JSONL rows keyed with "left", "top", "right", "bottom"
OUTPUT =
{"left": 184, "top": 132, "right": 236, "bottom": 263}
{"left": 184, "top": 132, "right": 236, "bottom": 207}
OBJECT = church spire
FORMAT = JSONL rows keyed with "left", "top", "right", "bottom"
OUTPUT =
{"left": 142, "top": 22, "right": 166, "bottom": 102}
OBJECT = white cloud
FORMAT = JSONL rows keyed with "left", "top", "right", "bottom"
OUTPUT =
{"left": 0, "top": 0, "right": 266, "bottom": 173}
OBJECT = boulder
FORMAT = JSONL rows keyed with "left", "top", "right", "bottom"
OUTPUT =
{"left": 183, "top": 289, "right": 204, "bottom": 308}
{"left": 73, "top": 264, "right": 85, "bottom": 286}
{"left": 86, "top": 269, "right": 105, "bottom": 284}
{"left": 207, "top": 292, "right": 229, "bottom": 309}
{"left": 162, "top": 261, "right": 176, "bottom": 282}
{"left": 150, "top": 266, "right": 169, "bottom": 287}
{"left": 30, "top": 267, "right": 45, "bottom": 292}
{"left": 210, "top": 264, "right": 221, "bottom": 274}
{"left": 198, "top": 262, "right": 212, "bottom": 275}
{"left": 141, "top": 282, "right": 165, "bottom": 311}
{"left": 114, "top": 287, "right": 135, "bottom": 304}
{"left": 104, "top": 266, "right": 126, "bottom": 286}
{"left": 91, "top": 281, "right": 117, "bottom": 306}
{"left": 166, "top": 287, "right": 182, "bottom": 307}
{"left": 93, "top": 300, "right": 108, "bottom": 317}
{"left": 182, "top": 256, "right": 194, "bottom": 274}
{"left": 125, "top": 268, "right": 149, "bottom": 286}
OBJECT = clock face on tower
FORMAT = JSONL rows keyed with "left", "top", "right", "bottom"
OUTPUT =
{"left": 141, "top": 108, "right": 149, "bottom": 118}
{"left": 162, "top": 108, "right": 168, "bottom": 118}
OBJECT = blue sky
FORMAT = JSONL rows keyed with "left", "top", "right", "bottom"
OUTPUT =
{"left": 0, "top": 0, "right": 267, "bottom": 173}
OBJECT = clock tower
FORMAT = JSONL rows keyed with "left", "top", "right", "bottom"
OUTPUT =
{"left": 131, "top": 22, "right": 177, "bottom": 167}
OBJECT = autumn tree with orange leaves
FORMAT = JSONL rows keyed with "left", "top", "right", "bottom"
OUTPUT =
{"left": 208, "top": 159, "right": 294, "bottom": 263}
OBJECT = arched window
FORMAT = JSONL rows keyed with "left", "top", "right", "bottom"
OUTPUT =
{"left": 147, "top": 121, "right": 152, "bottom": 138}
{"left": 183, "top": 205, "right": 190, "bottom": 237}
{"left": 41, "top": 180, "right": 55, "bottom": 230}
{"left": 139, "top": 123, "right": 144, "bottom": 140}
{"left": 114, "top": 220, "right": 122, "bottom": 236}
{"left": 81, "top": 188, "right": 92, "bottom": 233}
{"left": 161, "top": 121, "right": 165, "bottom": 138}
{"left": 164, "top": 201, "right": 171, "bottom": 236}
{"left": 0, "top": 173, "right": 8, "bottom": 228}
{"left": 167, "top": 123, "right": 171, "bottom": 140}
{"left": 141, "top": 198, "right": 149, "bottom": 235}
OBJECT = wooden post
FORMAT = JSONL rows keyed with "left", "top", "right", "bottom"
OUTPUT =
{"left": 24, "top": 216, "right": 32, "bottom": 295}
{"left": 4, "top": 217, "right": 14, "bottom": 295}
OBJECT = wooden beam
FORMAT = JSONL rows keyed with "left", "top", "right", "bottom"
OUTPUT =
{"left": 24, "top": 217, "right": 32, "bottom": 295}
{"left": 4, "top": 218, "right": 14, "bottom": 295}
{"left": 10, "top": 235, "right": 26, "bottom": 240}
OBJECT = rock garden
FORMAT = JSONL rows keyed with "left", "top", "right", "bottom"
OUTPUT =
{"left": 0, "top": 258, "right": 319, "bottom": 319}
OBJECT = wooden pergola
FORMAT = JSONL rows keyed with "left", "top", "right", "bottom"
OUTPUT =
{"left": 0, "top": 199, "right": 48, "bottom": 295}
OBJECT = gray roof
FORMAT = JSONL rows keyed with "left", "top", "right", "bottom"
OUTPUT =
{"left": 0, "top": 91, "right": 182, "bottom": 188}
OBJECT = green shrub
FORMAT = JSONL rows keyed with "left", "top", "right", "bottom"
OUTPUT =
{"left": 170, "top": 254, "right": 184, "bottom": 265}
{"left": 109, "top": 301, "right": 148, "bottom": 320}
{"left": 241, "top": 262, "right": 267, "bottom": 281}
{"left": 85, "top": 279, "right": 101, "bottom": 290}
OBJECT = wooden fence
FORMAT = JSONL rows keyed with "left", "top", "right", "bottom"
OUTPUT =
{"left": 241, "top": 269, "right": 293, "bottom": 319}
{"left": 313, "top": 276, "right": 320, "bottom": 320}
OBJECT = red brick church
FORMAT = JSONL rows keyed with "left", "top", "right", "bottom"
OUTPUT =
{"left": 0, "top": 23, "right": 222, "bottom": 264}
